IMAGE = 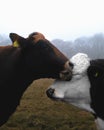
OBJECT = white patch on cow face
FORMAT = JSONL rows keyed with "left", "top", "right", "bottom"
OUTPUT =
{"left": 48, "top": 53, "right": 94, "bottom": 113}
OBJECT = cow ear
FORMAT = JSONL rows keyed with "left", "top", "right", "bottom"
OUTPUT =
{"left": 9, "top": 33, "right": 27, "bottom": 48}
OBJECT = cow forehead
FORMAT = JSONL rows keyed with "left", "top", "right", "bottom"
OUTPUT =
{"left": 30, "top": 33, "right": 68, "bottom": 61}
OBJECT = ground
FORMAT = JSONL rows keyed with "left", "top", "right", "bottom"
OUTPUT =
{"left": 0, "top": 79, "right": 97, "bottom": 130}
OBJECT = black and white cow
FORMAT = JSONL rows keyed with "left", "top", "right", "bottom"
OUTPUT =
{"left": 46, "top": 53, "right": 104, "bottom": 130}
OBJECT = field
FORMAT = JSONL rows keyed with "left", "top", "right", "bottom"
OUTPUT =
{"left": 0, "top": 79, "right": 97, "bottom": 130}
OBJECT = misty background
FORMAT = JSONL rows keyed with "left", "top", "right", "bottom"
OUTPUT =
{"left": 52, "top": 33, "right": 104, "bottom": 59}
{"left": 0, "top": 33, "right": 104, "bottom": 59}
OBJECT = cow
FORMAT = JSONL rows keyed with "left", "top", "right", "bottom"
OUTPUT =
{"left": 0, "top": 32, "right": 73, "bottom": 126}
{"left": 46, "top": 53, "right": 104, "bottom": 130}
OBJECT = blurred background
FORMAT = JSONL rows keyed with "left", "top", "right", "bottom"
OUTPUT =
{"left": 0, "top": 0, "right": 104, "bottom": 41}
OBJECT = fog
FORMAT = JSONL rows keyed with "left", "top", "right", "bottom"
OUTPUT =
{"left": 0, "top": 33, "right": 104, "bottom": 59}
{"left": 52, "top": 33, "right": 104, "bottom": 59}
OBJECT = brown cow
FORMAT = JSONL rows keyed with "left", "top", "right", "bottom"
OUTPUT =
{"left": 0, "top": 32, "right": 73, "bottom": 126}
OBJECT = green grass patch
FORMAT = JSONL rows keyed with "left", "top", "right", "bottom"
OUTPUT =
{"left": 0, "top": 79, "right": 97, "bottom": 130}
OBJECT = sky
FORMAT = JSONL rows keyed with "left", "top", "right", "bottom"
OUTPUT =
{"left": 0, "top": 0, "right": 104, "bottom": 41}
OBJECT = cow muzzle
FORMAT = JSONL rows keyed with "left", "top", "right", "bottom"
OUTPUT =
{"left": 60, "top": 61, "right": 73, "bottom": 81}
{"left": 46, "top": 88, "right": 55, "bottom": 99}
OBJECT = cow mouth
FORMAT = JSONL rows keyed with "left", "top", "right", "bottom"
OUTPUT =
{"left": 46, "top": 87, "right": 79, "bottom": 103}
{"left": 46, "top": 91, "right": 70, "bottom": 103}
{"left": 46, "top": 88, "right": 64, "bottom": 101}
{"left": 47, "top": 93, "right": 64, "bottom": 102}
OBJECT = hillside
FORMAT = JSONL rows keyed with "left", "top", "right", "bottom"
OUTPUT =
{"left": 1, "top": 33, "right": 104, "bottom": 59}
{"left": 52, "top": 33, "right": 104, "bottom": 59}
{"left": 0, "top": 79, "right": 97, "bottom": 130}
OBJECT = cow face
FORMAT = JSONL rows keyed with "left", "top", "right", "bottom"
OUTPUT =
{"left": 9, "top": 32, "right": 73, "bottom": 80}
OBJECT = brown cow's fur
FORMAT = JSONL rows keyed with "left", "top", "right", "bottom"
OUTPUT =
{"left": 0, "top": 32, "right": 72, "bottom": 126}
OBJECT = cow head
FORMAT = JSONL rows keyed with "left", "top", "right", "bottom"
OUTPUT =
{"left": 9, "top": 32, "right": 73, "bottom": 80}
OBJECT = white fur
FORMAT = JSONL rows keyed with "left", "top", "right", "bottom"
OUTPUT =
{"left": 48, "top": 53, "right": 104, "bottom": 129}
{"left": 49, "top": 53, "right": 94, "bottom": 112}
{"left": 51, "top": 76, "right": 93, "bottom": 113}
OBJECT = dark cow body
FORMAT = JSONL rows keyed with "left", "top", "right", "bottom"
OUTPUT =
{"left": 0, "top": 32, "right": 72, "bottom": 126}
{"left": 88, "top": 59, "right": 104, "bottom": 120}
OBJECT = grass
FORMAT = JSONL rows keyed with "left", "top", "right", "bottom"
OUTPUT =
{"left": 0, "top": 79, "right": 97, "bottom": 130}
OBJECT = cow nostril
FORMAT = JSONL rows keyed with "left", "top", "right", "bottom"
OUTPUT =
{"left": 46, "top": 88, "right": 55, "bottom": 98}
{"left": 69, "top": 62, "right": 74, "bottom": 69}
